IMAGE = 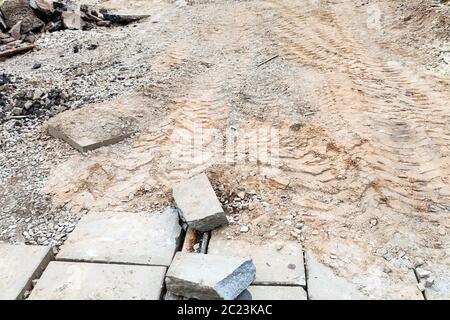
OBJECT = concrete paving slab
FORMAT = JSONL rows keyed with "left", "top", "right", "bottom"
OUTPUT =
{"left": 57, "top": 208, "right": 181, "bottom": 266}
{"left": 306, "top": 239, "right": 424, "bottom": 300}
{"left": 166, "top": 252, "right": 256, "bottom": 300}
{"left": 172, "top": 173, "right": 228, "bottom": 232}
{"left": 208, "top": 238, "right": 306, "bottom": 286}
{"left": 46, "top": 96, "right": 145, "bottom": 152}
{"left": 237, "top": 286, "right": 308, "bottom": 300}
{"left": 306, "top": 250, "right": 368, "bottom": 300}
{"left": 28, "top": 262, "right": 166, "bottom": 300}
{"left": 0, "top": 244, "right": 53, "bottom": 300}
{"left": 423, "top": 264, "right": 450, "bottom": 300}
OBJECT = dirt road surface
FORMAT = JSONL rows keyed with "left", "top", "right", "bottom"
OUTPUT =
{"left": 1, "top": 0, "right": 449, "bottom": 299}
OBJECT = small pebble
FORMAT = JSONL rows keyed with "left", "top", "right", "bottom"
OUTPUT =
{"left": 240, "top": 226, "right": 249, "bottom": 233}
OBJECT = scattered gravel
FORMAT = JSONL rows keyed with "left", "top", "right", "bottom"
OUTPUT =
{"left": 0, "top": 4, "right": 170, "bottom": 246}
{"left": 0, "top": 116, "right": 78, "bottom": 245}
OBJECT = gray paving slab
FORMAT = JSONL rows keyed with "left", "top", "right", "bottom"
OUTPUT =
{"left": 166, "top": 252, "right": 256, "bottom": 300}
{"left": 28, "top": 262, "right": 166, "bottom": 300}
{"left": 172, "top": 173, "right": 228, "bottom": 232}
{"left": 0, "top": 244, "right": 53, "bottom": 300}
{"left": 237, "top": 286, "right": 308, "bottom": 300}
{"left": 308, "top": 241, "right": 423, "bottom": 299}
{"left": 57, "top": 208, "right": 181, "bottom": 266}
{"left": 306, "top": 250, "right": 368, "bottom": 300}
{"left": 423, "top": 264, "right": 450, "bottom": 300}
{"left": 46, "top": 99, "right": 138, "bottom": 152}
{"left": 208, "top": 238, "right": 306, "bottom": 286}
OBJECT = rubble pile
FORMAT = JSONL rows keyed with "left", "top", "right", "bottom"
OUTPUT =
{"left": 0, "top": 0, "right": 149, "bottom": 60}
{"left": 0, "top": 73, "right": 72, "bottom": 122}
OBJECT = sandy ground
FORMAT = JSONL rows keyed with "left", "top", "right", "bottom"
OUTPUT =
{"left": 1, "top": 0, "right": 449, "bottom": 298}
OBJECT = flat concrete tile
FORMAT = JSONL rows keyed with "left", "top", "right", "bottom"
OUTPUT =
{"left": 423, "top": 264, "right": 450, "bottom": 300}
{"left": 46, "top": 98, "right": 141, "bottom": 152}
{"left": 208, "top": 238, "right": 306, "bottom": 286}
{"left": 57, "top": 209, "right": 181, "bottom": 266}
{"left": 0, "top": 244, "right": 52, "bottom": 300}
{"left": 238, "top": 286, "right": 308, "bottom": 300}
{"left": 29, "top": 262, "right": 166, "bottom": 300}
{"left": 306, "top": 241, "right": 424, "bottom": 300}
{"left": 306, "top": 250, "right": 367, "bottom": 300}
{"left": 172, "top": 173, "right": 227, "bottom": 232}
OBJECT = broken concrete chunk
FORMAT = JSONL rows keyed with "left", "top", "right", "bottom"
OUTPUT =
{"left": 0, "top": 17, "right": 6, "bottom": 31}
{"left": 0, "top": 244, "right": 53, "bottom": 300}
{"left": 28, "top": 262, "right": 166, "bottom": 300}
{"left": 172, "top": 173, "right": 227, "bottom": 232}
{"left": 61, "top": 9, "right": 82, "bottom": 30}
{"left": 29, "top": 0, "right": 55, "bottom": 15}
{"left": 165, "top": 252, "right": 256, "bottom": 300}
{"left": 101, "top": 12, "right": 150, "bottom": 24}
{"left": 57, "top": 209, "right": 181, "bottom": 266}
{"left": 1, "top": 0, "right": 44, "bottom": 32}
{"left": 8, "top": 21, "right": 21, "bottom": 40}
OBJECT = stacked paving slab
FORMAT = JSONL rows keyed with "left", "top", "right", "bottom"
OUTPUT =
{"left": 167, "top": 173, "right": 259, "bottom": 300}
{"left": 29, "top": 209, "right": 182, "bottom": 300}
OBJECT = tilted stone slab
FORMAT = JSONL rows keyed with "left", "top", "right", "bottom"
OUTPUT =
{"left": 208, "top": 238, "right": 306, "bottom": 286}
{"left": 237, "top": 286, "right": 308, "bottom": 300}
{"left": 306, "top": 250, "right": 368, "bottom": 300}
{"left": 46, "top": 98, "right": 140, "bottom": 152}
{"left": 172, "top": 173, "right": 228, "bottom": 232}
{"left": 28, "top": 262, "right": 166, "bottom": 300}
{"left": 57, "top": 209, "right": 181, "bottom": 266}
{"left": 165, "top": 252, "right": 256, "bottom": 300}
{"left": 0, "top": 244, "right": 53, "bottom": 300}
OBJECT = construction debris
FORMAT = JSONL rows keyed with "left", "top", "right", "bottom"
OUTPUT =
{"left": 172, "top": 173, "right": 228, "bottom": 232}
{"left": 8, "top": 20, "right": 20, "bottom": 39}
{"left": 1, "top": 0, "right": 44, "bottom": 33}
{"left": 0, "top": 42, "right": 34, "bottom": 60}
{"left": 100, "top": 12, "right": 150, "bottom": 24}
{"left": 1, "top": 0, "right": 449, "bottom": 302}
{"left": 60, "top": 8, "right": 81, "bottom": 30}
{"left": 29, "top": 0, "right": 54, "bottom": 15}
{"left": 165, "top": 252, "right": 256, "bottom": 300}
{"left": 0, "top": 0, "right": 150, "bottom": 60}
